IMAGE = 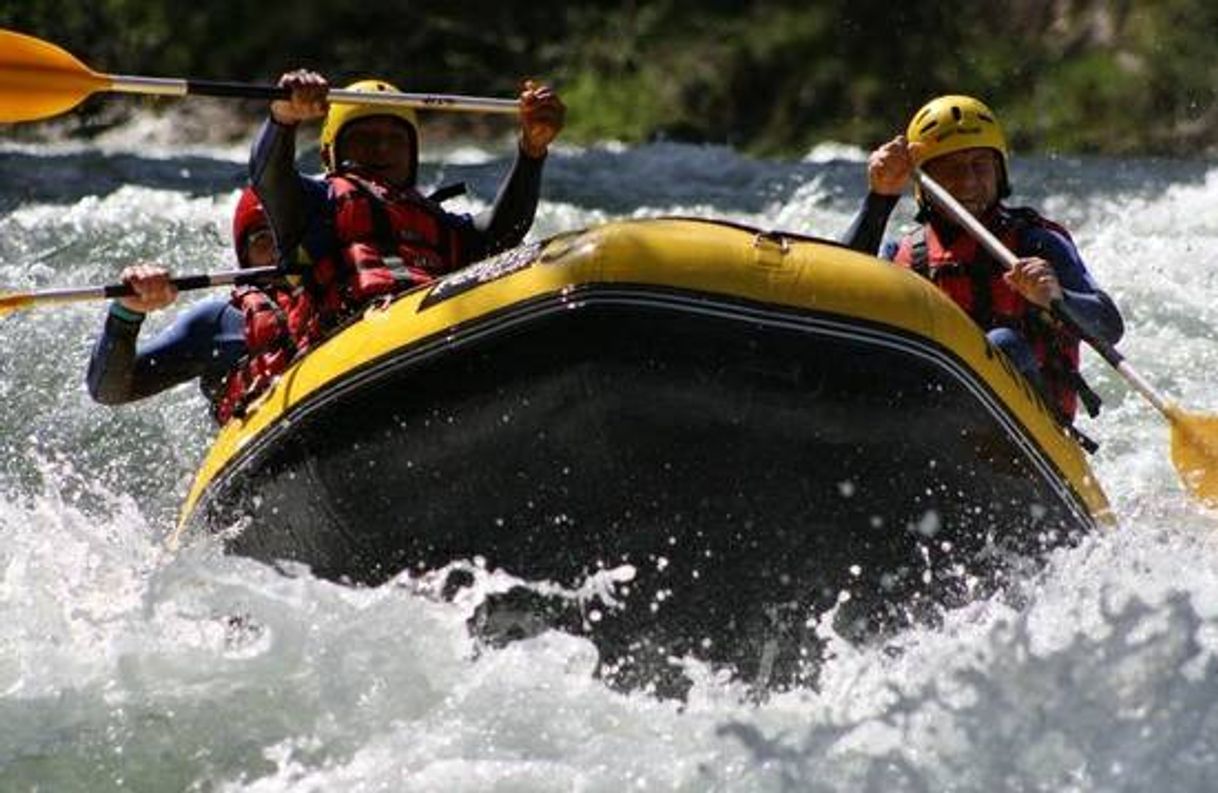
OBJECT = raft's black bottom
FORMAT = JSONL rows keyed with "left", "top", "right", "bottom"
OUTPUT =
{"left": 193, "top": 294, "right": 1090, "bottom": 691}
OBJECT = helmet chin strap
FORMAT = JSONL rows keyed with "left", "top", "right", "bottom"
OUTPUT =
{"left": 917, "top": 197, "right": 1000, "bottom": 227}
{"left": 340, "top": 159, "right": 378, "bottom": 172}
{"left": 340, "top": 160, "right": 416, "bottom": 187}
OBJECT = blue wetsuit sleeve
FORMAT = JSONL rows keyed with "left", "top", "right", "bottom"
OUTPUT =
{"left": 86, "top": 299, "right": 246, "bottom": 404}
{"left": 841, "top": 192, "right": 900, "bottom": 256}
{"left": 458, "top": 146, "right": 548, "bottom": 262}
{"left": 86, "top": 309, "right": 146, "bottom": 403}
{"left": 1020, "top": 227, "right": 1125, "bottom": 345}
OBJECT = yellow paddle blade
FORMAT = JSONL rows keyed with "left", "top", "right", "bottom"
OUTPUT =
{"left": 0, "top": 30, "right": 111, "bottom": 122}
{"left": 1170, "top": 408, "right": 1218, "bottom": 506}
{"left": 0, "top": 291, "right": 35, "bottom": 317}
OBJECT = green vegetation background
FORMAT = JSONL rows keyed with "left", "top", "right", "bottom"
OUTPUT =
{"left": 5, "top": 0, "right": 1218, "bottom": 156}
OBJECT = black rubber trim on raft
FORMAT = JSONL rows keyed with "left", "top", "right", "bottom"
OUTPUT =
{"left": 187, "top": 284, "right": 1096, "bottom": 532}
{"left": 646, "top": 214, "right": 857, "bottom": 251}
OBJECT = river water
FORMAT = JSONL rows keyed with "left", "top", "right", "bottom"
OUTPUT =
{"left": 1, "top": 128, "right": 1217, "bottom": 791}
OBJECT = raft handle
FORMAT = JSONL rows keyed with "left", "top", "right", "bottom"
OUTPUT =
{"left": 751, "top": 230, "right": 790, "bottom": 255}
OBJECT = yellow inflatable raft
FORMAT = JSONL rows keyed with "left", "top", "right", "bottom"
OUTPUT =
{"left": 174, "top": 217, "right": 1111, "bottom": 686}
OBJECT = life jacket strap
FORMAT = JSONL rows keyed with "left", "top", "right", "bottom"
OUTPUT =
{"left": 1066, "top": 369, "right": 1103, "bottom": 418}
{"left": 910, "top": 227, "right": 929, "bottom": 279}
{"left": 427, "top": 182, "right": 467, "bottom": 204}
{"left": 1067, "top": 424, "right": 1100, "bottom": 454}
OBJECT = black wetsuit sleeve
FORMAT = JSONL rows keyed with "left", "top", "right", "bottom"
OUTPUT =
{"left": 459, "top": 146, "right": 547, "bottom": 261}
{"left": 250, "top": 118, "right": 311, "bottom": 260}
{"left": 841, "top": 192, "right": 900, "bottom": 256}
{"left": 1060, "top": 288, "right": 1124, "bottom": 345}
{"left": 86, "top": 300, "right": 247, "bottom": 404}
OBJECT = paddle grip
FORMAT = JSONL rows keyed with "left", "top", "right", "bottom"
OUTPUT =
{"left": 185, "top": 79, "right": 290, "bottom": 101}
{"left": 99, "top": 267, "right": 282, "bottom": 298}
{"left": 171, "top": 274, "right": 216, "bottom": 290}
{"left": 101, "top": 274, "right": 213, "bottom": 297}
{"left": 102, "top": 283, "right": 136, "bottom": 298}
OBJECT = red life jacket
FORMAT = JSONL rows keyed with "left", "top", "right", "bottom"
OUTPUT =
{"left": 893, "top": 207, "right": 1084, "bottom": 419}
{"left": 295, "top": 244, "right": 345, "bottom": 321}
{"left": 212, "top": 284, "right": 323, "bottom": 424}
{"left": 327, "top": 172, "right": 464, "bottom": 309}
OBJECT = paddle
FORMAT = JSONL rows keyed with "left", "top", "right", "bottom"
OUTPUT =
{"left": 0, "top": 29, "right": 520, "bottom": 123}
{"left": 0, "top": 265, "right": 284, "bottom": 318}
{"left": 916, "top": 170, "right": 1218, "bottom": 505}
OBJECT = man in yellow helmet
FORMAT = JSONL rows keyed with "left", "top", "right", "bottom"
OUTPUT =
{"left": 248, "top": 69, "right": 564, "bottom": 321}
{"left": 843, "top": 94, "right": 1123, "bottom": 426}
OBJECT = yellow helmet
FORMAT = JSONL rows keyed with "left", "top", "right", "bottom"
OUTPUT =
{"left": 906, "top": 95, "right": 1010, "bottom": 195}
{"left": 320, "top": 79, "right": 419, "bottom": 174}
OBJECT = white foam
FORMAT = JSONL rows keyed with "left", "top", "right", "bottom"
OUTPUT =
{"left": 2, "top": 141, "right": 1218, "bottom": 790}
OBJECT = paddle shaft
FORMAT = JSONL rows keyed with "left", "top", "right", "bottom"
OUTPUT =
{"left": 914, "top": 171, "right": 1173, "bottom": 417}
{"left": 109, "top": 75, "right": 520, "bottom": 114}
{"left": 11, "top": 265, "right": 283, "bottom": 309}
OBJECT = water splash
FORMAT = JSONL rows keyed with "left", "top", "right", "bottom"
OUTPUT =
{"left": 2, "top": 138, "right": 1218, "bottom": 790}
